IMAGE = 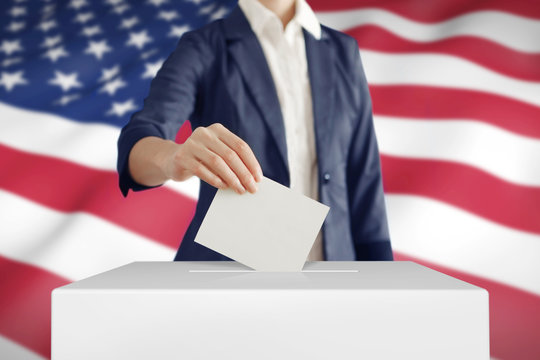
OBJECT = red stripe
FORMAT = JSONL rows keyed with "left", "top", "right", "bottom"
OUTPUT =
{"left": 381, "top": 154, "right": 540, "bottom": 235}
{"left": 394, "top": 252, "right": 540, "bottom": 360}
{"left": 0, "top": 255, "right": 70, "bottom": 358}
{"left": 347, "top": 25, "right": 540, "bottom": 82}
{"left": 309, "top": 0, "right": 540, "bottom": 21}
{"left": 0, "top": 143, "right": 196, "bottom": 250}
{"left": 369, "top": 85, "right": 540, "bottom": 139}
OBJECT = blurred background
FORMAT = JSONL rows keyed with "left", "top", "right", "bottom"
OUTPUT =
{"left": 0, "top": 0, "right": 539, "bottom": 359}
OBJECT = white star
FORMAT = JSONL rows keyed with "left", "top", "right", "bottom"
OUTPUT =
{"left": 140, "top": 48, "right": 157, "bottom": 59}
{"left": 37, "top": 19, "right": 57, "bottom": 32}
{"left": 0, "top": 71, "right": 27, "bottom": 91}
{"left": 126, "top": 30, "right": 152, "bottom": 50}
{"left": 107, "top": 98, "right": 136, "bottom": 117}
{"left": 42, "top": 46, "right": 69, "bottom": 62}
{"left": 2, "top": 57, "right": 23, "bottom": 67}
{"left": 14, "top": 0, "right": 29, "bottom": 3}
{"left": 146, "top": 0, "right": 168, "bottom": 7}
{"left": 54, "top": 94, "right": 81, "bottom": 106}
{"left": 187, "top": 0, "right": 205, "bottom": 4}
{"left": 168, "top": 24, "right": 190, "bottom": 38}
{"left": 198, "top": 3, "right": 214, "bottom": 15}
{"left": 40, "top": 35, "right": 62, "bottom": 48}
{"left": 111, "top": 4, "right": 130, "bottom": 15}
{"left": 41, "top": 4, "right": 56, "bottom": 17}
{"left": 142, "top": 59, "right": 164, "bottom": 79}
{"left": 68, "top": 0, "right": 88, "bottom": 10}
{"left": 105, "top": 0, "right": 124, "bottom": 5}
{"left": 119, "top": 16, "right": 139, "bottom": 30}
{"left": 74, "top": 12, "right": 94, "bottom": 24}
{"left": 0, "top": 40, "right": 23, "bottom": 56}
{"left": 209, "top": 6, "right": 228, "bottom": 21}
{"left": 99, "top": 77, "right": 126, "bottom": 96}
{"left": 9, "top": 6, "right": 27, "bottom": 17}
{"left": 98, "top": 65, "right": 120, "bottom": 82}
{"left": 80, "top": 25, "right": 102, "bottom": 37}
{"left": 6, "top": 21, "right": 25, "bottom": 33}
{"left": 157, "top": 10, "right": 179, "bottom": 21}
{"left": 85, "top": 40, "right": 112, "bottom": 60}
{"left": 49, "top": 71, "right": 83, "bottom": 92}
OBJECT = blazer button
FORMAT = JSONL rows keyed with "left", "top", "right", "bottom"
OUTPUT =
{"left": 323, "top": 172, "right": 331, "bottom": 184}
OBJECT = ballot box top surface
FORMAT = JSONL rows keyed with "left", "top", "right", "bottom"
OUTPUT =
{"left": 57, "top": 261, "right": 483, "bottom": 292}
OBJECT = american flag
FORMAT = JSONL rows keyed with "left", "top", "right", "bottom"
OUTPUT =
{"left": 0, "top": 0, "right": 538, "bottom": 359}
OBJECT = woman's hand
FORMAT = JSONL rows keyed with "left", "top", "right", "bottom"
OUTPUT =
{"left": 165, "top": 123, "right": 263, "bottom": 194}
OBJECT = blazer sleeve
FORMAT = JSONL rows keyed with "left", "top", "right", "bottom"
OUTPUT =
{"left": 117, "top": 31, "right": 211, "bottom": 197}
{"left": 346, "top": 40, "right": 393, "bottom": 260}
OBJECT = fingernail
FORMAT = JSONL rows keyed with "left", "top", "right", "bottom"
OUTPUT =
{"left": 248, "top": 179, "right": 257, "bottom": 193}
{"left": 236, "top": 183, "right": 246, "bottom": 194}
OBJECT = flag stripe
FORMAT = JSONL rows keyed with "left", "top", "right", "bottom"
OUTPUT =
{"left": 310, "top": 0, "right": 540, "bottom": 21}
{"left": 0, "top": 143, "right": 196, "bottom": 249}
{"left": 0, "top": 101, "right": 199, "bottom": 200}
{"left": 386, "top": 194, "right": 540, "bottom": 295}
{"left": 369, "top": 85, "right": 540, "bottom": 139}
{"left": 0, "top": 190, "right": 175, "bottom": 280}
{"left": 375, "top": 116, "right": 540, "bottom": 186}
{"left": 382, "top": 155, "right": 540, "bottom": 237}
{"left": 345, "top": 25, "right": 540, "bottom": 81}
{"left": 316, "top": 9, "right": 540, "bottom": 53}
{"left": 0, "top": 255, "right": 68, "bottom": 358}
{"left": 361, "top": 50, "right": 540, "bottom": 108}
{"left": 394, "top": 252, "right": 540, "bottom": 360}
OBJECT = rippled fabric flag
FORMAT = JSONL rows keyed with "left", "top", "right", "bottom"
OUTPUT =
{"left": 0, "top": 0, "right": 539, "bottom": 359}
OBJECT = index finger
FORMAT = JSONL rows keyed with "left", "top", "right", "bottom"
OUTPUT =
{"left": 213, "top": 125, "right": 263, "bottom": 182}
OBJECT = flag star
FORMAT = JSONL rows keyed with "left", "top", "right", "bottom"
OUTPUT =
{"left": 99, "top": 77, "right": 127, "bottom": 96}
{"left": 147, "top": 0, "right": 168, "bottom": 7}
{"left": 126, "top": 30, "right": 152, "bottom": 50}
{"left": 42, "top": 45, "right": 69, "bottom": 62}
{"left": 198, "top": 3, "right": 215, "bottom": 15}
{"left": 0, "top": 71, "right": 28, "bottom": 92}
{"left": 168, "top": 24, "right": 190, "bottom": 38}
{"left": 41, "top": 4, "right": 56, "bottom": 17}
{"left": 80, "top": 25, "right": 102, "bottom": 37}
{"left": 187, "top": 0, "right": 205, "bottom": 4}
{"left": 107, "top": 98, "right": 136, "bottom": 117}
{"left": 209, "top": 6, "right": 229, "bottom": 20}
{"left": 112, "top": 4, "right": 130, "bottom": 15}
{"left": 98, "top": 65, "right": 120, "bottom": 82}
{"left": 37, "top": 19, "right": 57, "bottom": 32}
{"left": 68, "top": 0, "right": 88, "bottom": 10}
{"left": 74, "top": 12, "right": 94, "bottom": 24}
{"left": 54, "top": 94, "right": 80, "bottom": 106}
{"left": 85, "top": 40, "right": 112, "bottom": 60}
{"left": 105, "top": 0, "right": 124, "bottom": 5}
{"left": 157, "top": 10, "right": 179, "bottom": 21}
{"left": 0, "top": 40, "right": 23, "bottom": 56}
{"left": 2, "top": 57, "right": 23, "bottom": 67}
{"left": 140, "top": 48, "right": 157, "bottom": 59}
{"left": 142, "top": 59, "right": 164, "bottom": 79}
{"left": 14, "top": 0, "right": 29, "bottom": 3}
{"left": 6, "top": 21, "right": 25, "bottom": 32}
{"left": 49, "top": 71, "right": 83, "bottom": 92}
{"left": 119, "top": 16, "right": 138, "bottom": 29}
{"left": 41, "top": 35, "right": 62, "bottom": 48}
{"left": 9, "top": 6, "right": 27, "bottom": 17}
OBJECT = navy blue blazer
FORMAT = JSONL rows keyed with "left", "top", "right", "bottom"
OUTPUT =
{"left": 117, "top": 5, "right": 393, "bottom": 261}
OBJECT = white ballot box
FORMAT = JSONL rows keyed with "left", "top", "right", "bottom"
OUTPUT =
{"left": 52, "top": 261, "right": 489, "bottom": 359}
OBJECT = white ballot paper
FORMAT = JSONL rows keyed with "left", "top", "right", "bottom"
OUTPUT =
{"left": 194, "top": 177, "right": 329, "bottom": 271}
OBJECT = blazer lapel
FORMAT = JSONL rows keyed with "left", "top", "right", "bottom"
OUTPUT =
{"left": 303, "top": 27, "right": 335, "bottom": 173}
{"left": 222, "top": 6, "right": 289, "bottom": 176}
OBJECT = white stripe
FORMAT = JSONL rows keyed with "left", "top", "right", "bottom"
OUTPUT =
{"left": 361, "top": 50, "right": 540, "bottom": 108}
{"left": 374, "top": 116, "right": 540, "bottom": 186}
{"left": 0, "top": 101, "right": 199, "bottom": 199}
{"left": 0, "top": 335, "right": 45, "bottom": 360}
{"left": 386, "top": 194, "right": 540, "bottom": 296}
{"left": 0, "top": 189, "right": 176, "bottom": 281}
{"left": 315, "top": 9, "right": 540, "bottom": 52}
